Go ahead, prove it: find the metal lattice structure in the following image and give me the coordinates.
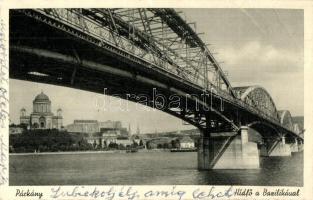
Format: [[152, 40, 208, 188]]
[[28, 8, 233, 93], [278, 110, 295, 132], [234, 86, 280, 121], [9, 8, 303, 139]]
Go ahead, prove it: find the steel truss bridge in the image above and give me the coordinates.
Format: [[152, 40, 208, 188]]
[[9, 9, 304, 166]]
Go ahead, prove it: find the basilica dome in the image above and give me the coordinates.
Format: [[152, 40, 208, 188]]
[[33, 91, 51, 114], [34, 92, 50, 102]]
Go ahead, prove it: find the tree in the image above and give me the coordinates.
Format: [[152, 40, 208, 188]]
[[171, 139, 180, 148], [132, 141, 139, 147], [9, 129, 87, 153], [164, 143, 172, 149], [108, 142, 118, 149]]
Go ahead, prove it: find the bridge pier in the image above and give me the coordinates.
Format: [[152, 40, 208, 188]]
[[259, 145, 269, 157], [198, 126, 260, 170], [298, 140, 304, 152], [290, 138, 299, 153], [197, 136, 211, 170], [269, 137, 291, 156]]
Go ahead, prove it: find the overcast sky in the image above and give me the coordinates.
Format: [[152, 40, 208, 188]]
[[9, 8, 304, 133]]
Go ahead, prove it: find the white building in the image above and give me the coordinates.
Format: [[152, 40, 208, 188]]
[[179, 137, 195, 149], [115, 138, 133, 147]]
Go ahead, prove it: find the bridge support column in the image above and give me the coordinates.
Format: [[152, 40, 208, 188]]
[[198, 126, 260, 170], [290, 138, 299, 153], [259, 144, 269, 156], [197, 136, 211, 170], [269, 136, 291, 156], [214, 126, 259, 169], [298, 140, 304, 152]]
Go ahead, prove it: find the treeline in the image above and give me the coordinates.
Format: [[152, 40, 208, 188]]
[[145, 138, 199, 149], [146, 139, 180, 149], [9, 129, 93, 153]]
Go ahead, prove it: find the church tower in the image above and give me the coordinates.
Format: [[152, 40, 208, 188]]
[[136, 124, 140, 135], [20, 108, 30, 126], [57, 108, 62, 117], [128, 123, 131, 136], [52, 108, 63, 129], [20, 108, 26, 117]]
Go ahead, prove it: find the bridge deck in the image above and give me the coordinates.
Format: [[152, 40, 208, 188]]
[[9, 8, 303, 140]]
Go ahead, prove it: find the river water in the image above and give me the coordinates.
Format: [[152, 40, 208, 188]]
[[9, 151, 303, 186]]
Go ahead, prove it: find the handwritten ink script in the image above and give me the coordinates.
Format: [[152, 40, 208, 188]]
[[49, 186, 302, 200], [0, 18, 8, 129], [50, 186, 235, 200], [51, 186, 140, 200], [0, 136, 7, 184], [0, 18, 8, 185]]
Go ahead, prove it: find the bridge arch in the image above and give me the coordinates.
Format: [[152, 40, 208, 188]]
[[246, 121, 281, 138], [234, 121, 281, 145], [278, 110, 294, 131], [234, 86, 279, 121], [293, 123, 300, 134]]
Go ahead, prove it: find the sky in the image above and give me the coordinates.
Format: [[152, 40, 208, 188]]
[[9, 9, 304, 133]]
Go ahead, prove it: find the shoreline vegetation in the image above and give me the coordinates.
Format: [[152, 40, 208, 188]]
[[10, 129, 199, 154]]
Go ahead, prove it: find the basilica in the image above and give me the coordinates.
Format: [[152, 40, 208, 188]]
[[20, 92, 63, 130]]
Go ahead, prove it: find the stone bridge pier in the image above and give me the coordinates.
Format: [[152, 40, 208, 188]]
[[290, 138, 299, 153], [260, 136, 302, 157], [298, 140, 304, 152], [198, 126, 260, 170], [266, 136, 291, 156]]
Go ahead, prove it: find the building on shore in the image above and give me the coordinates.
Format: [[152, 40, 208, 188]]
[[115, 138, 133, 147], [66, 120, 98, 134], [179, 137, 195, 149], [85, 133, 135, 149], [143, 136, 196, 150], [66, 120, 128, 136], [146, 137, 173, 149], [66, 120, 130, 148], [19, 91, 63, 130], [99, 121, 122, 131]]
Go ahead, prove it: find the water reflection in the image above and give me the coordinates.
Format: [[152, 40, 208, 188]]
[[9, 151, 303, 186]]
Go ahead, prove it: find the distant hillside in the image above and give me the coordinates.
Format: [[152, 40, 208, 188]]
[[292, 116, 304, 130], [140, 128, 200, 139]]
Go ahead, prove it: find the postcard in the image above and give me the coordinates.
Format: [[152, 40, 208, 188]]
[[0, 0, 312, 199]]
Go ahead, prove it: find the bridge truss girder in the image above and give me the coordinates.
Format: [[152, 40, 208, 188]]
[[35, 8, 234, 95], [9, 8, 303, 141]]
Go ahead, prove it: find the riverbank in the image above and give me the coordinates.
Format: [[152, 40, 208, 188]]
[[10, 150, 127, 156], [9, 148, 172, 156]]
